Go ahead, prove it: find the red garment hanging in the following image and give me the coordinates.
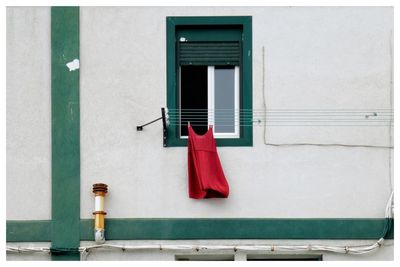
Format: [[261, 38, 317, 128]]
[[188, 125, 229, 199]]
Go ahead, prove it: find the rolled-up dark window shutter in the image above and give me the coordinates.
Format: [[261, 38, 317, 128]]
[[178, 41, 240, 66]]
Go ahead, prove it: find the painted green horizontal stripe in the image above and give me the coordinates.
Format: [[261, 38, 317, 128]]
[[180, 52, 241, 55], [182, 44, 239, 46], [7, 220, 52, 242], [170, 16, 252, 25], [180, 57, 240, 60], [181, 48, 240, 51], [180, 48, 240, 51], [181, 45, 239, 47], [80, 218, 394, 241], [6, 219, 394, 242]]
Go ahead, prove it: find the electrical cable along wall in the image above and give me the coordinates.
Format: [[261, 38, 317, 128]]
[[6, 6, 394, 261]]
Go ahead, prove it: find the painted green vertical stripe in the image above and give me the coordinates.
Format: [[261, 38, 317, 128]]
[[241, 16, 252, 146], [51, 6, 80, 261]]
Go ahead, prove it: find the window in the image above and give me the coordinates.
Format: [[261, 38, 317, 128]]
[[166, 17, 252, 146], [180, 65, 239, 138]]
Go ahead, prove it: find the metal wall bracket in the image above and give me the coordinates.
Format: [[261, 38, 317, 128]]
[[136, 107, 168, 147], [161, 108, 167, 147]]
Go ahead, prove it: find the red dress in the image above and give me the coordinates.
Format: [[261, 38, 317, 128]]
[[188, 125, 229, 199]]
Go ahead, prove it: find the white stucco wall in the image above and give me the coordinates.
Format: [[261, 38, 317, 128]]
[[80, 7, 393, 219], [6, 6, 392, 220], [7, 7, 51, 220], [6, 6, 393, 261]]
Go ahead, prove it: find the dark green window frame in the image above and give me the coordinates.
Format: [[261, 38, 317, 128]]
[[166, 16, 253, 147]]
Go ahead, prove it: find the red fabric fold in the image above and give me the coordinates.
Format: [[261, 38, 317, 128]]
[[188, 125, 229, 199]]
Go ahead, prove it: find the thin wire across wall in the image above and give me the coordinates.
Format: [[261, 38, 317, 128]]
[[259, 46, 393, 148], [167, 109, 393, 126]]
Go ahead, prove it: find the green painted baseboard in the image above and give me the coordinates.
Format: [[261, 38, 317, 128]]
[[7, 218, 394, 243], [7, 220, 52, 242], [80, 218, 394, 240]]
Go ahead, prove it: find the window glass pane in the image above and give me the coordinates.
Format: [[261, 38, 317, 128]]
[[180, 65, 208, 136], [214, 66, 235, 133]]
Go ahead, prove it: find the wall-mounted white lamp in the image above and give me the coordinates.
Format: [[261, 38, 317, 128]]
[[92, 183, 108, 244]]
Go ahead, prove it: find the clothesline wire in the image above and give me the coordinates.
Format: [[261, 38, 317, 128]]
[[168, 124, 392, 127], [168, 113, 392, 117], [168, 114, 392, 117], [167, 111, 392, 114], [168, 111, 393, 114], [168, 117, 392, 121], [167, 112, 393, 114], [167, 108, 392, 112], [168, 118, 393, 123], [169, 118, 392, 125], [170, 122, 393, 124]]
